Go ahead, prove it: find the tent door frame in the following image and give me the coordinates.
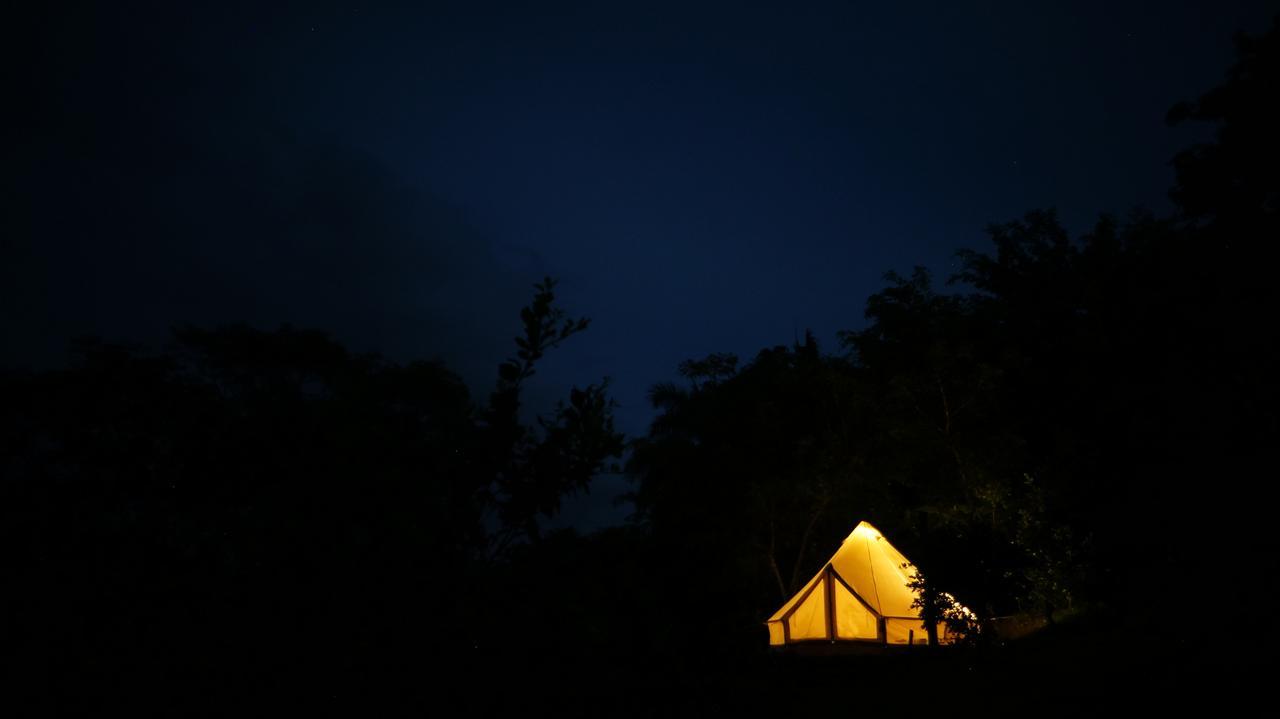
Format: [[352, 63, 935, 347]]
[[823, 569, 836, 641], [829, 567, 888, 644]]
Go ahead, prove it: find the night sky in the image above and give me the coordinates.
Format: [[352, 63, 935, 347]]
[[10, 1, 1277, 528]]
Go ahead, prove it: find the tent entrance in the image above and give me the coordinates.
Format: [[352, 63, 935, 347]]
[[776, 565, 883, 644]]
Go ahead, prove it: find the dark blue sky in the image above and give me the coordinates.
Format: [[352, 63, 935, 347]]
[[10, 1, 1278, 528]]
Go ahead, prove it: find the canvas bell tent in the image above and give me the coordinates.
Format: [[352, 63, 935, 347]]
[[766, 521, 960, 647]]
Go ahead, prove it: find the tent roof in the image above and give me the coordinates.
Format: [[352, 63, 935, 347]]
[[767, 521, 922, 623]]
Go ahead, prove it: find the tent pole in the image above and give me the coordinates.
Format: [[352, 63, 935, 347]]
[[824, 568, 835, 642]]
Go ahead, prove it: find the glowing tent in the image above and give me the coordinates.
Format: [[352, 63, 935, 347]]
[[766, 521, 957, 647]]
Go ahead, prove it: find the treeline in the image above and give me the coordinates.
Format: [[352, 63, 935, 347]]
[[631, 19, 1279, 652], [1, 281, 625, 700]]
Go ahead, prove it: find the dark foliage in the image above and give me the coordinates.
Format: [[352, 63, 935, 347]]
[[628, 16, 1280, 662], [1, 281, 623, 704]]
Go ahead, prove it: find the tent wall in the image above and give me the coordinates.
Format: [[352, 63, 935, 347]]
[[767, 622, 785, 646], [884, 618, 953, 645], [784, 575, 828, 641]]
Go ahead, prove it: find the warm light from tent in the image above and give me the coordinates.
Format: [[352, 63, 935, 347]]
[[772, 519, 975, 648], [845, 521, 880, 542]]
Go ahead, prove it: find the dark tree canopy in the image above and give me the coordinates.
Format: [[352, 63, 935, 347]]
[[629, 18, 1280, 645], [1, 280, 623, 697]]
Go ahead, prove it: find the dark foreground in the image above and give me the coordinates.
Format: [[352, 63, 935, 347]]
[[13, 612, 1265, 714]]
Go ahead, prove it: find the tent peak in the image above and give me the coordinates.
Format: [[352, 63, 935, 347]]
[[843, 520, 882, 542]]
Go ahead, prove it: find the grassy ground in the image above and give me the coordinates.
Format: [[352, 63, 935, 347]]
[[17, 610, 1265, 714], [428, 613, 1265, 716]]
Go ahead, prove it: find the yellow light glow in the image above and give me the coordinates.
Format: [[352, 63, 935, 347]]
[[768, 519, 972, 647], [845, 521, 880, 542]]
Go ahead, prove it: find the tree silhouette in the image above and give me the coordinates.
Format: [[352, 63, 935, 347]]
[[1, 277, 623, 697]]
